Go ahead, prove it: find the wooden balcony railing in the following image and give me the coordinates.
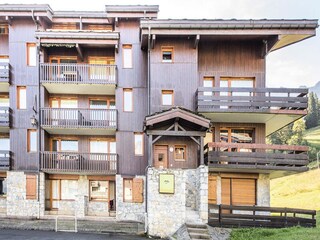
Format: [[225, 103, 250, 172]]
[[41, 151, 117, 174], [197, 87, 308, 113], [40, 108, 117, 129], [0, 107, 10, 127], [205, 142, 309, 172], [0, 62, 9, 82], [0, 150, 11, 171], [40, 63, 117, 84], [208, 204, 316, 228]]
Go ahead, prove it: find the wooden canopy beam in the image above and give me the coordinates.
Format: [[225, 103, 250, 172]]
[[152, 124, 175, 144], [147, 130, 206, 137]]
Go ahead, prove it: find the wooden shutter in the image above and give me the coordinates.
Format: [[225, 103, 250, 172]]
[[221, 178, 231, 205], [26, 175, 37, 200], [232, 178, 256, 206], [132, 178, 144, 203], [208, 175, 217, 204]]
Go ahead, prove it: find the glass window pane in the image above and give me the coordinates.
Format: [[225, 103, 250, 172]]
[[61, 180, 78, 200], [162, 92, 173, 106], [90, 181, 108, 201], [61, 140, 78, 151], [110, 142, 116, 154], [0, 97, 9, 107], [123, 46, 132, 68], [124, 90, 133, 112], [27, 44, 37, 66], [29, 130, 37, 152], [90, 100, 107, 109], [18, 87, 27, 109], [135, 134, 143, 155], [124, 179, 133, 202], [90, 141, 108, 153], [60, 99, 77, 108], [0, 138, 9, 151]]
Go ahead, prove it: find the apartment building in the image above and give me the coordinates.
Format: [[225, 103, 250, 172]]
[[0, 4, 318, 238]]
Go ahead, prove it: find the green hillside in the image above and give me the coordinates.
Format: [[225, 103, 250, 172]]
[[303, 125, 320, 149]]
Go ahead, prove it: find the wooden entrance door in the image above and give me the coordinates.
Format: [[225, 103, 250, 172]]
[[154, 145, 168, 168]]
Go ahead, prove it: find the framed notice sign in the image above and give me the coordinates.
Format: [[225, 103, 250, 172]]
[[159, 174, 175, 194]]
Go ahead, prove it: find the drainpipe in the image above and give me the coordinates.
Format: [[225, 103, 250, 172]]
[[145, 24, 151, 234], [31, 10, 39, 30], [37, 37, 42, 219]]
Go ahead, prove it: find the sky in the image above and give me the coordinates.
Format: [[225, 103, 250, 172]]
[[1, 0, 319, 88]]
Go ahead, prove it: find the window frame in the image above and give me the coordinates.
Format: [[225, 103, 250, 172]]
[[123, 88, 133, 112], [26, 174, 37, 200], [122, 44, 133, 69], [0, 25, 9, 34], [161, 46, 174, 63], [50, 137, 79, 152], [27, 129, 37, 153], [161, 90, 174, 106], [123, 178, 133, 202], [174, 145, 187, 161], [17, 86, 27, 110], [134, 133, 144, 156], [0, 177, 7, 196], [26, 43, 37, 67]]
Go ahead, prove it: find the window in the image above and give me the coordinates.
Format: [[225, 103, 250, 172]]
[[162, 47, 173, 62], [27, 130, 37, 152], [220, 128, 254, 152], [134, 133, 144, 156], [0, 178, 7, 195], [26, 175, 37, 200], [84, 24, 113, 31], [162, 90, 174, 106], [17, 86, 27, 109], [123, 88, 133, 112], [90, 181, 108, 201], [0, 25, 8, 34], [52, 23, 78, 30], [174, 145, 186, 161], [122, 44, 132, 68], [0, 137, 9, 151], [123, 178, 144, 203], [60, 180, 78, 200], [27, 43, 37, 66], [203, 77, 214, 97], [52, 139, 78, 152]]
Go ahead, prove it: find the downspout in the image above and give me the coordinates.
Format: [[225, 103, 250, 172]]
[[31, 10, 39, 30], [37, 37, 42, 219], [145, 24, 151, 234]]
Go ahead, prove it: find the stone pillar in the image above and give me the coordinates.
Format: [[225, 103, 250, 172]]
[[75, 195, 88, 218], [257, 174, 270, 207], [197, 165, 208, 222]]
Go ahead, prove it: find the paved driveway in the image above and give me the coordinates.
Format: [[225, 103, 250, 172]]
[[0, 229, 150, 240]]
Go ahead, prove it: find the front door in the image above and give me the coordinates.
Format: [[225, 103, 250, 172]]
[[154, 145, 168, 169]]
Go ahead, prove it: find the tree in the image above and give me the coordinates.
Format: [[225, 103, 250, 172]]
[[267, 123, 293, 145], [305, 92, 319, 129], [287, 119, 307, 146]]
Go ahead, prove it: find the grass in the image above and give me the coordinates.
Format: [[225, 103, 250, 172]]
[[303, 125, 320, 148], [230, 169, 320, 240]]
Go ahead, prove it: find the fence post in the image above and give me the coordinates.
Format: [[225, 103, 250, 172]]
[[219, 205, 222, 228], [285, 208, 288, 227]]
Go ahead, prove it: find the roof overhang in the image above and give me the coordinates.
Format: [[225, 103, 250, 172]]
[[0, 4, 53, 23], [35, 30, 119, 46], [52, 11, 110, 24], [145, 107, 210, 131], [140, 19, 318, 51], [105, 5, 158, 19]]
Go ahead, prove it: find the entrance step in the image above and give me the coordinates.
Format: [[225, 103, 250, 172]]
[[186, 208, 202, 224], [186, 223, 211, 240]]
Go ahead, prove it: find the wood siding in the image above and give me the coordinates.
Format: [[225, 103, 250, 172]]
[[0, 35, 9, 55], [198, 40, 265, 88]]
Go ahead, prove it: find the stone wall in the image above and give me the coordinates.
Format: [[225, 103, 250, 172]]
[[185, 170, 197, 209], [6, 171, 45, 218], [196, 166, 208, 222], [257, 174, 270, 207], [0, 197, 6, 214], [56, 200, 76, 215], [87, 201, 108, 216], [147, 168, 186, 238], [116, 175, 146, 223]]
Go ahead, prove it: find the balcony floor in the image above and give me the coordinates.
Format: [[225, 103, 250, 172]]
[[42, 83, 116, 95], [201, 111, 305, 135], [42, 127, 116, 136]]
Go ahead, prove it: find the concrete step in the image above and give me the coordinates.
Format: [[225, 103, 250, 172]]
[[187, 227, 208, 234], [189, 232, 210, 239]]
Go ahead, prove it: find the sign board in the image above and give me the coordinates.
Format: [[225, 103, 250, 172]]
[[159, 173, 175, 194]]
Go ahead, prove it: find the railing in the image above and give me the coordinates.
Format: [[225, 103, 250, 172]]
[[208, 204, 316, 228], [40, 108, 117, 129], [41, 151, 117, 174], [40, 63, 117, 84], [205, 142, 309, 172], [197, 87, 308, 112], [0, 62, 9, 82], [0, 107, 10, 127], [0, 150, 11, 170]]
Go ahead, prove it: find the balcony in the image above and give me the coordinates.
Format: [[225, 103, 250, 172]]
[[40, 108, 117, 135], [0, 107, 10, 133], [205, 142, 309, 178], [0, 151, 11, 171], [197, 87, 308, 135], [0, 63, 9, 92], [41, 151, 117, 174], [40, 63, 117, 95]]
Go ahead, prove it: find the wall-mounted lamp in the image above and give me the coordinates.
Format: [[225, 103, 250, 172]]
[[30, 115, 38, 126]]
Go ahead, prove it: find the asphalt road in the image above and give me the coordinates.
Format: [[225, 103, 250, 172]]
[[0, 229, 151, 240]]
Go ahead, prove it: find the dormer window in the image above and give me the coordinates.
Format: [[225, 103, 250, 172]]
[[162, 47, 173, 63], [0, 25, 8, 34]]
